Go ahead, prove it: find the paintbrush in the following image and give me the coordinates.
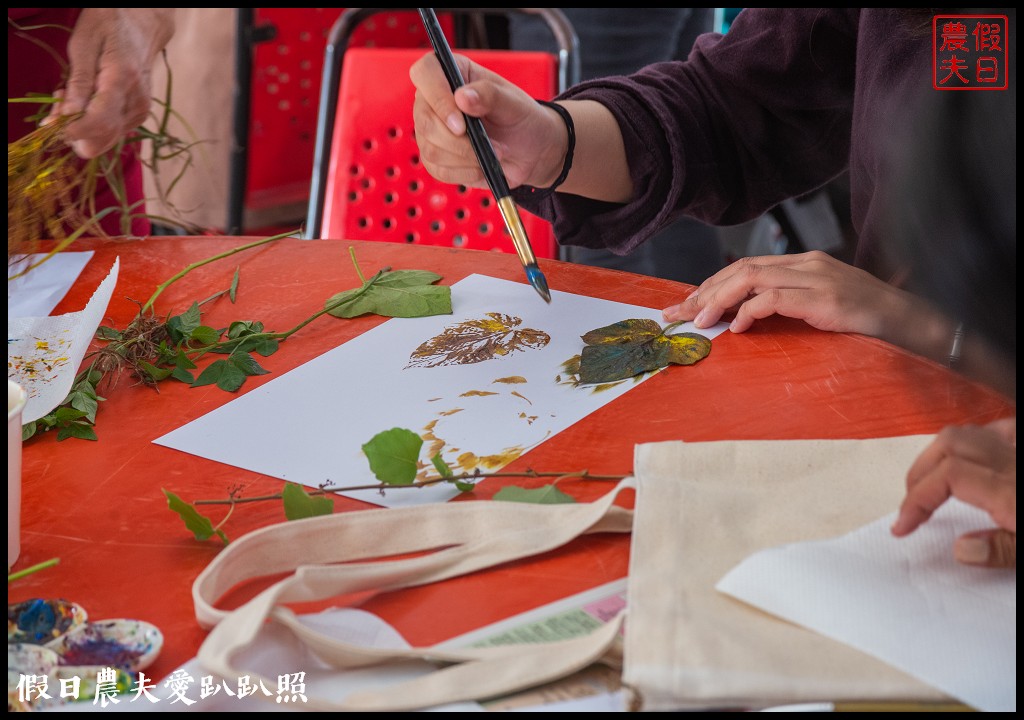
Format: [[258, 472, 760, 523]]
[[418, 8, 552, 304]]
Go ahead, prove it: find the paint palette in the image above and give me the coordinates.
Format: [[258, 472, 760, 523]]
[[7, 601, 163, 711], [7, 641, 136, 712], [8, 597, 88, 644], [45, 619, 163, 673]]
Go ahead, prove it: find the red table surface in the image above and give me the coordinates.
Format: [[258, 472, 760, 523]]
[[9, 236, 1013, 680]]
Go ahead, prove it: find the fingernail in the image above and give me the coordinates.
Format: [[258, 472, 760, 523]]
[[694, 308, 708, 327], [461, 87, 479, 104], [729, 319, 740, 332], [954, 536, 990, 565], [445, 113, 463, 134]]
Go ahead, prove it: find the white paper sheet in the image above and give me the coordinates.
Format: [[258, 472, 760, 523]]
[[8, 251, 95, 319], [7, 259, 120, 424], [716, 500, 1016, 712], [155, 274, 726, 507]]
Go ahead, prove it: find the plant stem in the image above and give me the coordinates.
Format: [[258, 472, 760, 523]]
[[185, 271, 386, 360], [348, 245, 365, 283], [141, 231, 296, 314], [212, 501, 235, 532], [8, 557, 60, 583], [192, 471, 627, 505]]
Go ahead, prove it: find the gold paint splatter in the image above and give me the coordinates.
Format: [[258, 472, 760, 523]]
[[510, 390, 532, 405], [421, 421, 447, 461], [440, 408, 464, 416], [460, 390, 498, 397], [493, 376, 527, 384]]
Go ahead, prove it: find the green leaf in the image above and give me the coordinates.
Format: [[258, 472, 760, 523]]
[[192, 358, 249, 391], [175, 348, 197, 369], [166, 302, 203, 342], [239, 337, 279, 357], [229, 266, 240, 303], [53, 406, 88, 423], [171, 366, 195, 383], [95, 326, 123, 341], [192, 360, 227, 388], [492, 485, 576, 504], [189, 325, 221, 345], [326, 269, 452, 319], [228, 352, 269, 377], [69, 390, 99, 422], [22, 422, 38, 442], [227, 320, 264, 339], [281, 483, 334, 520], [57, 422, 97, 442], [362, 428, 423, 485], [578, 319, 712, 384], [431, 453, 454, 478], [454, 480, 476, 493], [171, 349, 197, 383], [163, 489, 229, 544], [137, 360, 174, 383]]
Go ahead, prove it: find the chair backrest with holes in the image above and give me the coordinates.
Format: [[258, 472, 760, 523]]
[[319, 47, 558, 256], [229, 9, 454, 234], [305, 9, 578, 260]]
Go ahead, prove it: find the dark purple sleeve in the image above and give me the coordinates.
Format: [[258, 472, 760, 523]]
[[514, 8, 861, 256]]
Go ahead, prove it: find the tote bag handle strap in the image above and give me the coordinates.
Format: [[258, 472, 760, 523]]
[[194, 478, 636, 710]]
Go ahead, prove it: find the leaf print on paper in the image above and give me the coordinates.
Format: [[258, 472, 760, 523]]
[[405, 313, 550, 368]]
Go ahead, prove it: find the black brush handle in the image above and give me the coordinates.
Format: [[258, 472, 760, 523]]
[[418, 8, 512, 199]]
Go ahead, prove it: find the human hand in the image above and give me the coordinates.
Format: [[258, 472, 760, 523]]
[[662, 250, 935, 339], [891, 418, 1016, 568], [410, 53, 568, 191], [46, 8, 175, 159]]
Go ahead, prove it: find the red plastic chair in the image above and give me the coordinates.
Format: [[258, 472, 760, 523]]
[[305, 9, 579, 260], [227, 9, 455, 234]]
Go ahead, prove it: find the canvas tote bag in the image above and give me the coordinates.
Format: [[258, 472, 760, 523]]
[[192, 435, 950, 711]]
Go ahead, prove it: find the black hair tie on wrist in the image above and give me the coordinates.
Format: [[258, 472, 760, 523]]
[[520, 99, 575, 199]]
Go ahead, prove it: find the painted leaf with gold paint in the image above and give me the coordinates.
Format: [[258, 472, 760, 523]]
[[578, 319, 711, 384], [406, 313, 550, 368]]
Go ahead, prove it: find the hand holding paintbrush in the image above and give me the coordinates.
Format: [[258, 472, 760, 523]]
[[417, 8, 552, 304]]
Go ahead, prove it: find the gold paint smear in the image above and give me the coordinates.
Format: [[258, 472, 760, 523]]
[[440, 408, 464, 416], [493, 376, 527, 384], [455, 446, 524, 472], [460, 390, 498, 397], [510, 390, 532, 405]]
